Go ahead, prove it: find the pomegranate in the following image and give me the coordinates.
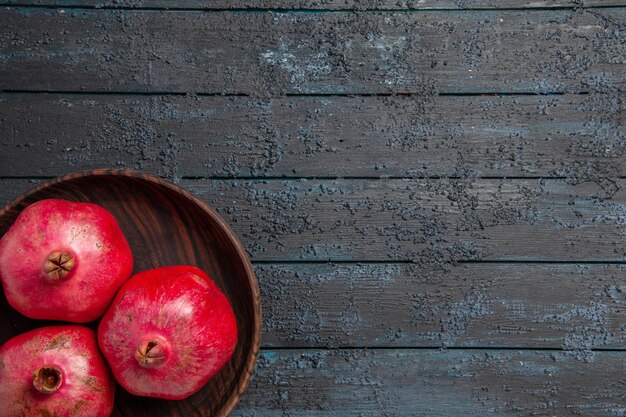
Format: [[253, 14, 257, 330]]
[[0, 198, 133, 322], [98, 265, 238, 400], [0, 325, 115, 417]]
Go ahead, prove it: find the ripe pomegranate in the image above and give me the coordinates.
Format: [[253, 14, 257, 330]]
[[98, 265, 238, 400], [0, 198, 133, 322], [0, 325, 115, 417]]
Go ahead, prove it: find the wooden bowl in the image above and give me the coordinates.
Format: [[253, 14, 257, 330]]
[[0, 169, 261, 417]]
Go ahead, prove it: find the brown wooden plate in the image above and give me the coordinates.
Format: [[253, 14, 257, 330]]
[[0, 169, 261, 417]]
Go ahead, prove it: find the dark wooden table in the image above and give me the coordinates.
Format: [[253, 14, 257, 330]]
[[1, 1, 625, 415]]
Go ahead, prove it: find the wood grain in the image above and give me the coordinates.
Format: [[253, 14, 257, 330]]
[[192, 179, 626, 262], [2, 0, 625, 9], [255, 263, 626, 349], [0, 170, 261, 417], [1, 179, 624, 262], [1, 93, 624, 178], [1, 9, 624, 94], [234, 349, 626, 417]]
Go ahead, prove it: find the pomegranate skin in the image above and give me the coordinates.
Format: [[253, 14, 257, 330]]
[[0, 325, 115, 417], [0, 199, 133, 322], [98, 265, 238, 400]]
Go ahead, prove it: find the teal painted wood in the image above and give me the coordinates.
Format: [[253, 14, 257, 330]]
[[233, 349, 626, 416], [0, 8, 624, 94], [1, 93, 623, 178], [1, 179, 624, 262], [2, 0, 625, 9]]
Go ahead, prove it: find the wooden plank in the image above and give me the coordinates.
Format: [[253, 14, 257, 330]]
[[1, 93, 624, 178], [1, 9, 624, 94], [3, 0, 626, 10], [190, 179, 626, 262], [1, 179, 624, 261], [255, 263, 626, 349], [234, 349, 626, 416]]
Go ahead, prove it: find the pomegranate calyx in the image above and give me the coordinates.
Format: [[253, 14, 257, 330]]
[[33, 366, 63, 394], [43, 251, 75, 281], [135, 339, 167, 368]]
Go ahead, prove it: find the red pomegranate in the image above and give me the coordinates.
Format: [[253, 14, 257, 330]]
[[0, 325, 115, 417], [0, 199, 133, 322], [98, 265, 238, 400]]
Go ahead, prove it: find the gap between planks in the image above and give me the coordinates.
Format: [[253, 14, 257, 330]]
[[3, 176, 626, 181], [0, 90, 584, 97], [258, 346, 626, 351], [1, 4, 625, 12], [250, 260, 626, 265]]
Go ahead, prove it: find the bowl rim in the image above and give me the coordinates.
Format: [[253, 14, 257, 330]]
[[0, 168, 262, 417]]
